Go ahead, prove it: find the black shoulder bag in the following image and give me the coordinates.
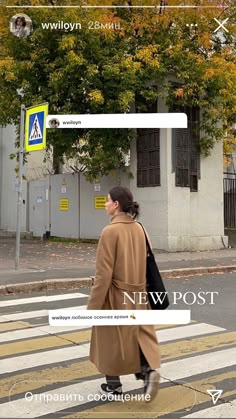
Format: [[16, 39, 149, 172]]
[[139, 223, 170, 310]]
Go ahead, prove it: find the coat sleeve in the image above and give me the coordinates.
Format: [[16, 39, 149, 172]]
[[87, 227, 116, 310]]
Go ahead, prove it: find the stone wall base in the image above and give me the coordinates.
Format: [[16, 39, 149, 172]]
[[153, 235, 229, 251]]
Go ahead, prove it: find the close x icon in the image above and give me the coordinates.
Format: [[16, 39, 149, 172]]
[[214, 17, 230, 33]]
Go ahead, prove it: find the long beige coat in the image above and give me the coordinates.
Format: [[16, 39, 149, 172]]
[[87, 212, 160, 376]]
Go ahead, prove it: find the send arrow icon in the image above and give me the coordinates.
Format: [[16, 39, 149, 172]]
[[207, 389, 223, 405]]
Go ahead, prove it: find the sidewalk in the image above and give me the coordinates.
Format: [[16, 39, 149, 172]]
[[0, 237, 236, 295]]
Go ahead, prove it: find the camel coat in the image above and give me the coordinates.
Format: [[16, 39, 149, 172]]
[[87, 212, 160, 376]]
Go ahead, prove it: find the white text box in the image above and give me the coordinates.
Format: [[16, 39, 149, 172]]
[[46, 113, 187, 129], [49, 309, 191, 326]]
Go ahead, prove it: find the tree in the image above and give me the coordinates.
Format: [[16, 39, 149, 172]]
[[0, 0, 236, 178]]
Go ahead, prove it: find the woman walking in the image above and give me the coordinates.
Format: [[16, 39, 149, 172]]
[[87, 186, 160, 402]]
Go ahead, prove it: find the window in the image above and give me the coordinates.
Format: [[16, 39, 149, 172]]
[[172, 106, 200, 192], [137, 128, 160, 187], [136, 97, 160, 187]]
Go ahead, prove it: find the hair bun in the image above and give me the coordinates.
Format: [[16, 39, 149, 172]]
[[130, 201, 140, 218]]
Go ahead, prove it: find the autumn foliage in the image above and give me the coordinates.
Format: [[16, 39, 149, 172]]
[[0, 0, 236, 177]]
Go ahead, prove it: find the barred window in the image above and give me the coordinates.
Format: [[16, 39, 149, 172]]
[[137, 128, 160, 187], [136, 97, 160, 187], [172, 106, 200, 192]]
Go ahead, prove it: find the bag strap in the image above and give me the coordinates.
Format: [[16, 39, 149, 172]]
[[138, 222, 153, 256]]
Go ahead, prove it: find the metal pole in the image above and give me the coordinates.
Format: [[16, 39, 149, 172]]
[[15, 104, 25, 270]]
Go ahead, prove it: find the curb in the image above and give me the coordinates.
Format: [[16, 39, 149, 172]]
[[161, 265, 236, 278], [0, 265, 236, 296], [0, 278, 91, 296]]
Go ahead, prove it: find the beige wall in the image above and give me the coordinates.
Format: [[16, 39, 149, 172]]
[[0, 125, 27, 232], [130, 113, 227, 251], [0, 123, 228, 250]]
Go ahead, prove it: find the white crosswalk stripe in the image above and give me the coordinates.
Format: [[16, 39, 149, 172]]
[[0, 291, 235, 419], [0, 324, 88, 343], [182, 399, 236, 418], [0, 305, 86, 322], [0, 322, 224, 344], [0, 292, 88, 308]]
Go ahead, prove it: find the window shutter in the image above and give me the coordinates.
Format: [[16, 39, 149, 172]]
[[137, 128, 160, 187], [172, 105, 200, 191], [174, 127, 190, 187]]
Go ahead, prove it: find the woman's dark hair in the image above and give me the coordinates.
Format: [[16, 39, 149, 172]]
[[15, 16, 26, 27], [109, 186, 140, 219]]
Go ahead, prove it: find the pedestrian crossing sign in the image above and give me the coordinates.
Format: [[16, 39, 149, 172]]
[[25, 103, 48, 152]]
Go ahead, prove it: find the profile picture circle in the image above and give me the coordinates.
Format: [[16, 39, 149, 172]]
[[48, 118, 60, 128], [9, 14, 33, 38]]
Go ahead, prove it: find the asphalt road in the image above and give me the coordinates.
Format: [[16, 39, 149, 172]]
[[1, 272, 234, 330], [0, 272, 235, 418]]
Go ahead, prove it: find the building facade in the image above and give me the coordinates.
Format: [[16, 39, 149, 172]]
[[0, 115, 228, 250]]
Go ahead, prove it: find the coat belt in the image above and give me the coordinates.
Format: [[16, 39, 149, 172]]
[[112, 278, 146, 292], [108, 278, 146, 361]]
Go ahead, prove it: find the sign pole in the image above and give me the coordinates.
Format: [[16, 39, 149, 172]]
[[15, 104, 25, 270], [15, 101, 48, 270]]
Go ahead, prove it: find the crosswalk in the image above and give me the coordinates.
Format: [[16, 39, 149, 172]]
[[0, 290, 235, 418]]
